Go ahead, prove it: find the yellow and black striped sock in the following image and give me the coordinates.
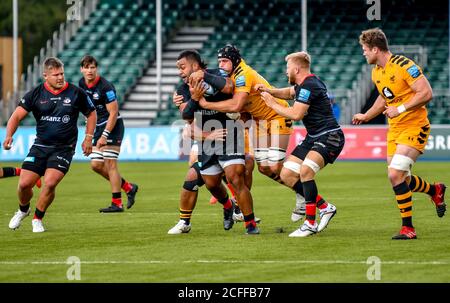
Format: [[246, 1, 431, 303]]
[[179, 208, 193, 224], [409, 175, 436, 196], [393, 181, 413, 228]]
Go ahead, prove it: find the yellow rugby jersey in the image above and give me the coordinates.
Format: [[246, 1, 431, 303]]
[[231, 60, 289, 121], [372, 54, 429, 128]]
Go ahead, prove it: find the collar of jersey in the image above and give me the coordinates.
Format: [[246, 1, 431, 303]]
[[44, 82, 69, 95], [232, 59, 247, 76], [85, 75, 101, 89], [298, 74, 315, 85], [376, 53, 394, 70]]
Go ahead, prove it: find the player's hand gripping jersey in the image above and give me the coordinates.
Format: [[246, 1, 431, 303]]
[[232, 60, 290, 121]]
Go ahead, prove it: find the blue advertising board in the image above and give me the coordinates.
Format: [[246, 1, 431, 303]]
[[0, 126, 181, 161]]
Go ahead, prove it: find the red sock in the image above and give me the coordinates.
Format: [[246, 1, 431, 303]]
[[245, 219, 256, 228], [112, 197, 123, 208], [222, 199, 232, 209], [122, 181, 133, 193], [306, 202, 316, 225], [15, 168, 21, 176], [316, 195, 328, 210]]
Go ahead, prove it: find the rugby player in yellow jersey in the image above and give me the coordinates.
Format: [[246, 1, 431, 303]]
[[193, 45, 292, 183], [353, 28, 446, 240]]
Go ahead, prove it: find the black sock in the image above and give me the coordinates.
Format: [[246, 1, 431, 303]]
[[409, 175, 436, 196], [302, 180, 318, 204], [218, 195, 229, 205], [19, 204, 30, 213], [180, 208, 193, 225], [2, 167, 16, 177], [393, 182, 413, 228], [34, 208, 46, 220], [244, 213, 256, 227], [293, 180, 304, 195]]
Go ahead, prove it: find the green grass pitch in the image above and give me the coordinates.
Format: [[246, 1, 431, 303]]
[[0, 161, 449, 282]]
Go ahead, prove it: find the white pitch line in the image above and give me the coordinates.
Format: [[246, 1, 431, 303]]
[[0, 260, 449, 265]]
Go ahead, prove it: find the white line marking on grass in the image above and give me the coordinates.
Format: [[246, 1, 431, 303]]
[[1, 260, 449, 265]]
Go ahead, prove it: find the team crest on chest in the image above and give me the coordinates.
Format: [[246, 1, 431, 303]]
[[382, 87, 395, 99], [63, 97, 72, 106]]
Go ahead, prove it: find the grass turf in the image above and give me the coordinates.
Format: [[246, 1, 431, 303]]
[[0, 161, 449, 282]]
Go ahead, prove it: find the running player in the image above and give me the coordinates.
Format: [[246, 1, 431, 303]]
[[79, 55, 138, 213], [4, 57, 96, 232], [353, 28, 446, 240], [259, 51, 344, 237]]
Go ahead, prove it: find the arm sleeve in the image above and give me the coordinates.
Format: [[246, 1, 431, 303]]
[[203, 71, 226, 91], [400, 59, 424, 86], [293, 82, 315, 105], [233, 69, 252, 94], [17, 90, 34, 112], [102, 82, 118, 104]]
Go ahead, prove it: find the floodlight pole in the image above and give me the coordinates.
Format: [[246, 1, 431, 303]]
[[302, 0, 307, 51], [156, 0, 162, 112], [13, 0, 19, 97]]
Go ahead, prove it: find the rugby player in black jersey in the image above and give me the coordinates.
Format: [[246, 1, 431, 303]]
[[258, 51, 344, 237], [168, 50, 258, 235], [79, 55, 138, 213], [4, 57, 97, 232]]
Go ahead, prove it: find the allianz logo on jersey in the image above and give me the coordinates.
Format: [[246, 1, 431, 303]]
[[40, 115, 71, 123]]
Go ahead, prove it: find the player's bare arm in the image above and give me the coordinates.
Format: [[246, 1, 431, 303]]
[[261, 91, 308, 121], [255, 84, 295, 100], [383, 77, 433, 119], [352, 95, 386, 124], [3, 107, 28, 150], [83, 110, 97, 156], [199, 91, 248, 113]]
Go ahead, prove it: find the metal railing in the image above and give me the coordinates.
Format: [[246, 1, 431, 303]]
[[1, 0, 99, 125]]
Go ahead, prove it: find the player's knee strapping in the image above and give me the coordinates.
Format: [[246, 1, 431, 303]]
[[183, 162, 205, 191], [283, 161, 301, 174], [303, 158, 321, 173], [89, 150, 104, 162], [183, 180, 199, 192], [267, 147, 286, 164], [389, 154, 414, 176], [103, 149, 119, 160], [254, 148, 269, 163]]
